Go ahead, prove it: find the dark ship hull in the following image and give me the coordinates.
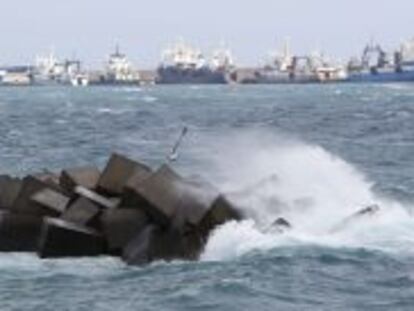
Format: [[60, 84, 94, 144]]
[[88, 74, 140, 86], [157, 66, 229, 84], [346, 68, 414, 83], [252, 69, 319, 84]]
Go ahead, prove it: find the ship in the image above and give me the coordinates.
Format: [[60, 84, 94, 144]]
[[34, 49, 86, 86], [252, 40, 347, 84], [0, 66, 33, 86], [88, 45, 140, 86], [346, 39, 414, 83], [156, 40, 233, 84]]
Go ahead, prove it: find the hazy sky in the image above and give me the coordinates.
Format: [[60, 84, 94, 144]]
[[0, 0, 412, 68]]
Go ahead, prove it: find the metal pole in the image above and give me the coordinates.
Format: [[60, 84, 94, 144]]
[[167, 126, 188, 162]]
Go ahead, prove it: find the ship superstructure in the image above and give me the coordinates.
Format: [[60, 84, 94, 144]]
[[106, 45, 140, 83], [210, 45, 235, 71], [400, 39, 414, 66]]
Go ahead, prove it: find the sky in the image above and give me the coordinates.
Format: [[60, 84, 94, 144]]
[[0, 0, 413, 68]]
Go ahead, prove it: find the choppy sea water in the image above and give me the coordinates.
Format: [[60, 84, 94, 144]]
[[1, 84, 414, 310]]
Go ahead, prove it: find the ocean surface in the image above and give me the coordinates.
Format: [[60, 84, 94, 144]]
[[1, 84, 414, 310]]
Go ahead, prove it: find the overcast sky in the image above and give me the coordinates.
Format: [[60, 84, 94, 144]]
[[0, 0, 412, 68]]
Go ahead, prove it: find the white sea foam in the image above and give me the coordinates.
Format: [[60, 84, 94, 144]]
[[97, 107, 133, 115], [0, 253, 123, 275], [197, 129, 414, 261], [383, 83, 411, 91], [113, 87, 142, 93], [142, 96, 158, 103], [97, 107, 113, 114]]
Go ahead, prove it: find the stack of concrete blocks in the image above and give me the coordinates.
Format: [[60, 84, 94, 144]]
[[0, 153, 242, 265]]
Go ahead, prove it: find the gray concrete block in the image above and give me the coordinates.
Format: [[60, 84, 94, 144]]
[[97, 153, 151, 196], [0, 176, 22, 210], [121, 169, 154, 207], [33, 171, 62, 190], [122, 165, 184, 227], [61, 197, 101, 227], [266, 217, 292, 234], [0, 211, 43, 252], [125, 226, 204, 265], [330, 204, 381, 233], [37, 218, 105, 258], [122, 225, 192, 265], [101, 208, 148, 254], [171, 177, 220, 229], [122, 225, 156, 265], [198, 195, 243, 238], [75, 186, 120, 209], [60, 166, 101, 193], [31, 188, 71, 215], [12, 176, 67, 217]]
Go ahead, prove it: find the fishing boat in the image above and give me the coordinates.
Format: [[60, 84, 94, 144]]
[[156, 40, 233, 84], [346, 39, 414, 83], [253, 40, 346, 84], [34, 49, 85, 85]]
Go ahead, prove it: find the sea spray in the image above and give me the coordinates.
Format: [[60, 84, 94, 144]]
[[190, 129, 414, 261]]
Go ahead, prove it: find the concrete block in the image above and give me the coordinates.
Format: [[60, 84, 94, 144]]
[[330, 204, 381, 233], [37, 218, 105, 258], [198, 195, 243, 238], [0, 176, 22, 210], [31, 188, 71, 215], [0, 211, 43, 252], [122, 165, 184, 227], [101, 208, 148, 254], [122, 225, 193, 265], [12, 176, 67, 217], [33, 171, 62, 190], [181, 230, 205, 260], [60, 166, 101, 194], [272, 217, 291, 229], [61, 197, 101, 227], [266, 217, 292, 234], [121, 170, 154, 207], [122, 225, 156, 265], [97, 153, 152, 196], [75, 186, 120, 209], [171, 177, 220, 229]]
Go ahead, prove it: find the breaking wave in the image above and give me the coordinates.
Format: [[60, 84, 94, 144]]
[[195, 129, 414, 261]]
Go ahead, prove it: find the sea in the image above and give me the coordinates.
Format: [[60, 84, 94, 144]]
[[1, 84, 414, 310]]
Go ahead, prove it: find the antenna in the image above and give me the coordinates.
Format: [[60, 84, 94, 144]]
[[167, 127, 188, 163]]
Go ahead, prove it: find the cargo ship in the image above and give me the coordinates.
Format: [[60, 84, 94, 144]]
[[156, 40, 234, 84], [346, 39, 414, 83], [89, 45, 140, 86], [251, 40, 347, 84]]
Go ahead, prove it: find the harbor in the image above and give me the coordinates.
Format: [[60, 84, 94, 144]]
[[2, 38, 414, 86]]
